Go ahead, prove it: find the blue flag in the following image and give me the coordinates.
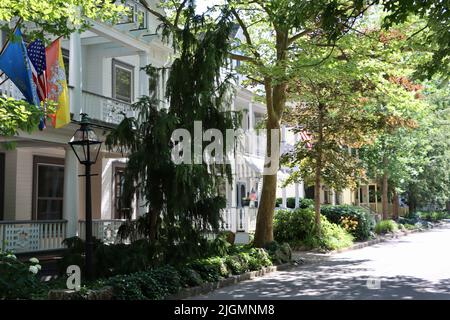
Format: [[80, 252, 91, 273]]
[[0, 28, 41, 107]]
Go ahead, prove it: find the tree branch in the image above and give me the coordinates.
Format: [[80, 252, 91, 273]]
[[288, 29, 313, 45], [230, 8, 261, 61], [229, 52, 256, 63]]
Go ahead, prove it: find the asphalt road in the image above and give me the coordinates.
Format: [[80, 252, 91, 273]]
[[191, 223, 450, 300]]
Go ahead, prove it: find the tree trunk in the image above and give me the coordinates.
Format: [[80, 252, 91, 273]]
[[392, 188, 399, 220], [254, 30, 288, 248], [408, 187, 417, 214], [254, 174, 278, 247], [254, 82, 283, 247], [148, 209, 159, 241], [446, 200, 450, 215], [314, 162, 322, 232], [314, 104, 324, 234], [382, 156, 389, 220]]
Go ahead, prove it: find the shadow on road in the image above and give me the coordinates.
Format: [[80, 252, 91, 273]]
[[195, 258, 450, 300]]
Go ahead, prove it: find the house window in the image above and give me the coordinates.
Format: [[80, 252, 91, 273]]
[[33, 156, 64, 220], [112, 59, 134, 103], [0, 153, 4, 220], [136, 7, 147, 29]]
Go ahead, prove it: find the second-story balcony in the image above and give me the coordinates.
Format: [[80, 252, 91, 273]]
[[0, 78, 135, 127], [78, 88, 135, 126]]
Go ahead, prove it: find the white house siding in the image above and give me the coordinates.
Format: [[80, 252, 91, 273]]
[[3, 150, 17, 220]]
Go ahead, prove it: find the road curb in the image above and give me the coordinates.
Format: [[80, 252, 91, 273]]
[[330, 221, 446, 254], [166, 263, 293, 300]]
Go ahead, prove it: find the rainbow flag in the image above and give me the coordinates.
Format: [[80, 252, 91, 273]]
[[46, 39, 69, 128]]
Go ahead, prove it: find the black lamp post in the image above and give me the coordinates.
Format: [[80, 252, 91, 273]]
[[68, 113, 102, 280]]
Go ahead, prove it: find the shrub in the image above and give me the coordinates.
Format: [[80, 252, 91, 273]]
[[147, 266, 182, 294], [187, 256, 228, 282], [264, 241, 292, 264], [178, 268, 203, 287], [319, 219, 354, 250], [299, 198, 314, 209], [0, 251, 44, 299], [224, 255, 245, 275], [374, 220, 398, 234], [419, 211, 447, 222], [59, 237, 156, 279], [248, 248, 272, 267], [274, 208, 354, 251], [274, 208, 316, 246], [106, 273, 148, 300], [321, 205, 376, 241], [275, 198, 314, 209], [105, 266, 182, 300], [207, 233, 232, 257]]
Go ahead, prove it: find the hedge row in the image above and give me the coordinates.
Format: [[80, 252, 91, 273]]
[[100, 247, 274, 300]]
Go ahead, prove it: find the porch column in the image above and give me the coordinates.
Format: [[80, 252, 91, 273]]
[[69, 32, 82, 121], [230, 179, 237, 233], [63, 147, 80, 238], [295, 183, 300, 208], [248, 102, 254, 154], [282, 187, 287, 208], [138, 51, 149, 98]]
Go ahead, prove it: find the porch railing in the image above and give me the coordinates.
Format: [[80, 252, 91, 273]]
[[0, 220, 67, 253], [79, 89, 135, 125], [78, 219, 127, 244], [220, 207, 258, 233], [0, 77, 24, 100]]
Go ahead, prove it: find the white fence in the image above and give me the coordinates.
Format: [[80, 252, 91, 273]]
[[221, 207, 258, 233], [0, 220, 67, 253], [78, 219, 126, 244]]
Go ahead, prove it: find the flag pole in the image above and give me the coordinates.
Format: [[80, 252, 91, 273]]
[[0, 18, 23, 85], [0, 18, 23, 56]]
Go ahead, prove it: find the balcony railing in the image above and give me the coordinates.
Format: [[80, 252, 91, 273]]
[[236, 131, 266, 157], [0, 78, 135, 126], [79, 90, 135, 125], [0, 220, 67, 253]]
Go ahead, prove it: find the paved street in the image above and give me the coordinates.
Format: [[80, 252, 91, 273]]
[[192, 223, 450, 300]]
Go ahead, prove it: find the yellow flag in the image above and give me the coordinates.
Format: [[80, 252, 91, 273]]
[[46, 39, 70, 128]]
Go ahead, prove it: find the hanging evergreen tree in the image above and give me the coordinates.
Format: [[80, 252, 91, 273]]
[[106, 6, 239, 264]]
